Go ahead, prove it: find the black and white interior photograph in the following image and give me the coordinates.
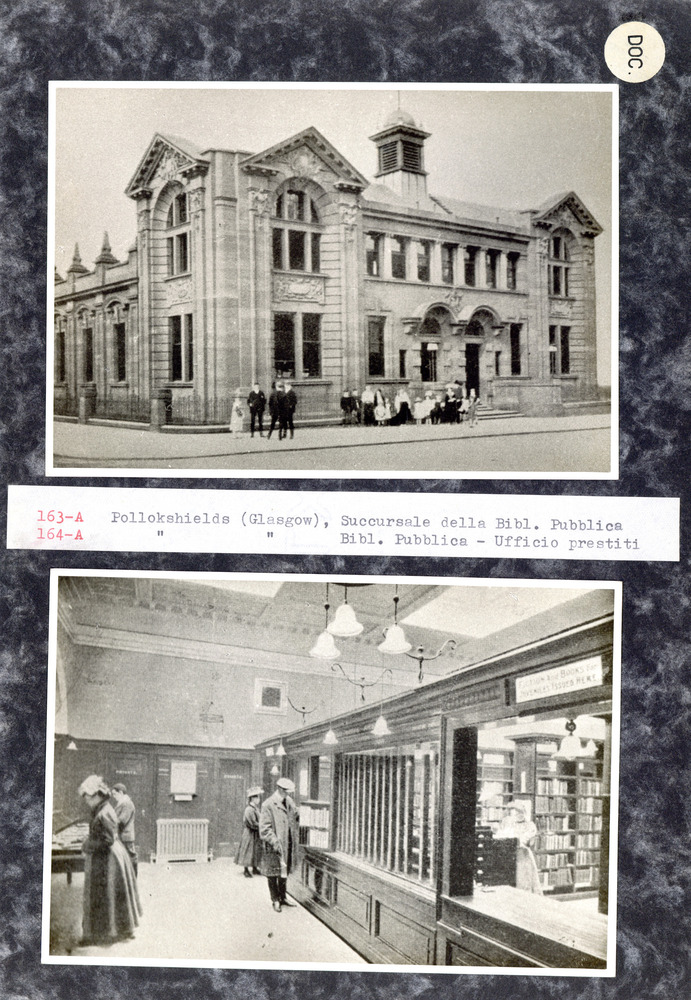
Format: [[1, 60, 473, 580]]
[[50, 84, 614, 477], [45, 572, 619, 971]]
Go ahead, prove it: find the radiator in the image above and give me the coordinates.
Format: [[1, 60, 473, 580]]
[[153, 818, 210, 863]]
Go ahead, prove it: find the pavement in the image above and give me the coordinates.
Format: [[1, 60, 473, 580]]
[[49, 858, 366, 964], [52, 414, 612, 474]]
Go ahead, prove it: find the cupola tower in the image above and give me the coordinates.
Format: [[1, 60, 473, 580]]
[[370, 108, 431, 203]]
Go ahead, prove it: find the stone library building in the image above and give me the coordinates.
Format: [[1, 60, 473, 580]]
[[54, 109, 604, 429]]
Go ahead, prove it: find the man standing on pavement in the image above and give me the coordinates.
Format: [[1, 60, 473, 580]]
[[247, 383, 266, 438], [111, 782, 138, 877], [259, 776, 299, 911], [283, 382, 297, 440]]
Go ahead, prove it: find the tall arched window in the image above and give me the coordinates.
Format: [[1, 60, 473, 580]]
[[166, 191, 190, 276], [549, 233, 572, 297], [272, 187, 322, 273]]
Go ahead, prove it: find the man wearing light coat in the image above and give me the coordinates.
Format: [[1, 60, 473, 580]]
[[259, 776, 300, 911]]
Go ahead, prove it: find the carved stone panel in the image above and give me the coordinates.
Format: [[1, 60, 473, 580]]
[[166, 278, 193, 307], [549, 299, 574, 319], [273, 274, 325, 304], [154, 150, 187, 185]]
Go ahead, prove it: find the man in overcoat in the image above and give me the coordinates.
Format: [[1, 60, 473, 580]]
[[259, 776, 300, 911], [247, 383, 266, 438]]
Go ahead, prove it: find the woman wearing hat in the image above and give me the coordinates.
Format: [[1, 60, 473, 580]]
[[77, 774, 142, 946], [235, 786, 264, 878], [493, 801, 543, 895], [259, 777, 300, 912]]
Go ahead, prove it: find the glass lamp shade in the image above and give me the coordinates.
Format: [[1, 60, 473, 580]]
[[582, 739, 598, 758], [309, 629, 341, 659], [323, 728, 339, 746], [327, 602, 364, 637], [372, 714, 391, 737], [276, 743, 286, 757], [378, 623, 412, 654], [554, 733, 582, 760]]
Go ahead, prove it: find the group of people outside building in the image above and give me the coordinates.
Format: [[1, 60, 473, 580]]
[[235, 777, 300, 912], [341, 383, 479, 428], [76, 775, 141, 946], [230, 382, 297, 440]]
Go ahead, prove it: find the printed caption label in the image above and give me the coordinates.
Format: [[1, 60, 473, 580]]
[[6, 486, 680, 561]]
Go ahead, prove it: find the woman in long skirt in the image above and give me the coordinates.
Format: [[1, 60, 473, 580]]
[[78, 775, 142, 945], [235, 787, 264, 877]]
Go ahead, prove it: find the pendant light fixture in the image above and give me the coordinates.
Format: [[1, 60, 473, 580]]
[[327, 584, 364, 637], [378, 584, 412, 654], [553, 719, 582, 760], [371, 668, 393, 737], [310, 583, 341, 659]]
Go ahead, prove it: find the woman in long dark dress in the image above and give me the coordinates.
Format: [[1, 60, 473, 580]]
[[78, 775, 142, 945], [235, 786, 264, 877]]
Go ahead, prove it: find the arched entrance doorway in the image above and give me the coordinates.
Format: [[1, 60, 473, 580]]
[[464, 309, 496, 399], [417, 305, 455, 386]]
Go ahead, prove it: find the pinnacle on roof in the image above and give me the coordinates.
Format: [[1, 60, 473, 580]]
[[66, 243, 89, 275], [95, 232, 119, 265]]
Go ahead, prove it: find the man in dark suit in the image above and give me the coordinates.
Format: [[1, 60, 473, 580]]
[[282, 382, 297, 440], [259, 777, 299, 911], [247, 383, 266, 438]]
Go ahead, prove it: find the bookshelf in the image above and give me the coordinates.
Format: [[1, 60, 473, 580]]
[[512, 735, 603, 895], [476, 749, 514, 825], [298, 800, 331, 849]]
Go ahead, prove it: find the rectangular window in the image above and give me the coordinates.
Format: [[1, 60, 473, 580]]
[[486, 249, 499, 289], [560, 326, 571, 374], [335, 745, 439, 886], [366, 233, 382, 277], [176, 193, 188, 225], [417, 241, 431, 282], [399, 349, 407, 378], [288, 230, 306, 271], [510, 323, 522, 375], [391, 236, 406, 279], [84, 327, 93, 382], [310, 233, 321, 273], [552, 236, 562, 259], [167, 237, 175, 276], [441, 243, 455, 285], [494, 350, 501, 376], [302, 313, 321, 377], [170, 316, 182, 382], [254, 678, 286, 714], [367, 317, 385, 377], [56, 329, 66, 382], [563, 268, 569, 297], [507, 252, 519, 290], [551, 265, 562, 296], [114, 323, 126, 382], [549, 325, 558, 374], [185, 314, 194, 381], [464, 247, 477, 286], [274, 313, 295, 377], [272, 228, 284, 269], [176, 232, 189, 273]]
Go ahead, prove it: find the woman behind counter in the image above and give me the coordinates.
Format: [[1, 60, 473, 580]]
[[235, 786, 264, 877], [78, 774, 142, 945]]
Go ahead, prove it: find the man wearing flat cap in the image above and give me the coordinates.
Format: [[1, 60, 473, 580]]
[[111, 782, 138, 877], [259, 777, 300, 912]]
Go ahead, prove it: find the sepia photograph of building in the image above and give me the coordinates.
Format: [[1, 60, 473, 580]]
[[45, 572, 618, 971], [50, 85, 614, 475]]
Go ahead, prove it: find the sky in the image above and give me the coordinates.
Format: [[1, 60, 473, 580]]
[[53, 84, 614, 383]]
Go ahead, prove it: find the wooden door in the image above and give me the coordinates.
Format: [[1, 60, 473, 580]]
[[215, 759, 250, 857], [107, 752, 153, 859]]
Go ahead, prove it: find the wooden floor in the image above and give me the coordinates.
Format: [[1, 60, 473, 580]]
[[48, 858, 366, 965]]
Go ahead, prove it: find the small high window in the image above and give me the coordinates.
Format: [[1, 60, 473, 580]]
[[366, 233, 382, 277], [167, 193, 188, 228], [549, 235, 571, 297], [417, 241, 431, 282], [441, 244, 455, 285], [464, 247, 478, 286], [507, 252, 520, 290], [391, 237, 407, 280], [485, 249, 500, 289]]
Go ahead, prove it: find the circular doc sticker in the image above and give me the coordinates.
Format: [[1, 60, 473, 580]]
[[605, 22, 665, 82]]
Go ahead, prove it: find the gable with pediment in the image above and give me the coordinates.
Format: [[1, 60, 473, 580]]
[[241, 127, 367, 193], [125, 135, 209, 197], [534, 192, 603, 238]]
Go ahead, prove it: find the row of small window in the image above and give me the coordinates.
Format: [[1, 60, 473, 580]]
[[366, 235, 520, 289], [55, 326, 127, 384]]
